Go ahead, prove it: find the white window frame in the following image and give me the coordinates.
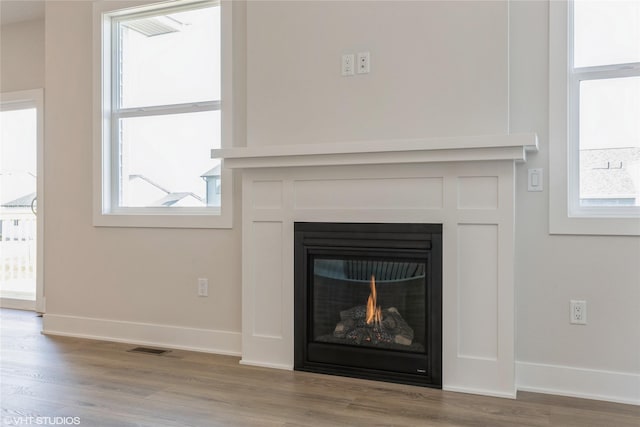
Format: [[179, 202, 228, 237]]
[[549, 0, 640, 236], [93, 0, 233, 228]]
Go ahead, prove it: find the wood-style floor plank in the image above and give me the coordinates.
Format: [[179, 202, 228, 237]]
[[1, 309, 638, 426]]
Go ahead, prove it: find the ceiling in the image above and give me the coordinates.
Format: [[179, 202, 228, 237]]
[[1, 1, 45, 27]]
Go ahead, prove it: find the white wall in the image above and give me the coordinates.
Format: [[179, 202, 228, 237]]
[[41, 1, 243, 351], [0, 18, 44, 92], [10, 0, 635, 404], [246, 0, 508, 146], [510, 1, 639, 403]]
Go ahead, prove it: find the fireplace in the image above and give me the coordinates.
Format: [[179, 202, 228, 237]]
[[294, 222, 442, 387], [215, 135, 534, 396]]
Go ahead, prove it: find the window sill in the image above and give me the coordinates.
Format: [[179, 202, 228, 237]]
[[93, 209, 232, 229]]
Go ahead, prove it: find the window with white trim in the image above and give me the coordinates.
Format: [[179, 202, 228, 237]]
[[95, 0, 232, 228], [549, 0, 640, 235], [569, 0, 640, 214]]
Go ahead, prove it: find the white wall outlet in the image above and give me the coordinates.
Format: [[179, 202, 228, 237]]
[[198, 278, 208, 297], [528, 168, 543, 192], [570, 300, 587, 324], [357, 51, 370, 74], [341, 54, 355, 76]]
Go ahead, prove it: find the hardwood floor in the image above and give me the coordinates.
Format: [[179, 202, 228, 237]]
[[1, 309, 638, 426]]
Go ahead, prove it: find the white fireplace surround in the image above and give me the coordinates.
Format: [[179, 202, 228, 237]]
[[213, 133, 538, 398]]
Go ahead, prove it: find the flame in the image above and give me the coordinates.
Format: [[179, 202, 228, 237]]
[[365, 275, 382, 326]]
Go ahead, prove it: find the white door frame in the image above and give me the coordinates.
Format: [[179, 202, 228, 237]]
[[1, 89, 45, 312]]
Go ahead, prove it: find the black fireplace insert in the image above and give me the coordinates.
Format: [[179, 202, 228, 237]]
[[294, 222, 442, 387]]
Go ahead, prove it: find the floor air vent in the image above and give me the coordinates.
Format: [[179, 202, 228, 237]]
[[127, 347, 170, 355]]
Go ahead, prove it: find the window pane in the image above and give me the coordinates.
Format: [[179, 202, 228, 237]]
[[1, 108, 37, 187], [574, 0, 640, 68], [119, 111, 221, 208], [579, 76, 640, 206], [118, 5, 220, 108]]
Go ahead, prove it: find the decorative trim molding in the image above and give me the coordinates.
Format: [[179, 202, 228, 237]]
[[43, 314, 241, 356], [516, 361, 640, 406], [212, 133, 538, 169]]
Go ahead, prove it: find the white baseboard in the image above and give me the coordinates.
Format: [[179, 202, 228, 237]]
[[1, 298, 36, 311], [42, 314, 241, 357], [37, 315, 640, 406], [517, 361, 640, 406], [443, 385, 516, 399], [239, 359, 293, 370]]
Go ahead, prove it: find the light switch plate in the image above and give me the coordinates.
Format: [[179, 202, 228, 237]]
[[528, 168, 543, 192]]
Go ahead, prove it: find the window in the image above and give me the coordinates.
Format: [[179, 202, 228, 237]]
[[94, 0, 233, 228], [549, 0, 640, 235], [570, 0, 640, 212]]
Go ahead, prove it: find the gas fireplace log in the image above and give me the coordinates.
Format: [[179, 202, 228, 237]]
[[340, 306, 367, 321], [384, 307, 414, 346], [333, 318, 355, 338], [333, 305, 414, 346]]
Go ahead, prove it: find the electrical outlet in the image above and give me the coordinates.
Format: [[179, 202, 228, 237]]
[[570, 300, 587, 324], [357, 51, 370, 74], [341, 54, 355, 76], [198, 278, 208, 297]]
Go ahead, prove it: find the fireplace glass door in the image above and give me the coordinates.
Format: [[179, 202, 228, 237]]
[[313, 258, 426, 351], [294, 223, 442, 388]]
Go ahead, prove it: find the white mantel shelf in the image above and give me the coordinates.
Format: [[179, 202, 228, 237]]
[[212, 133, 538, 169]]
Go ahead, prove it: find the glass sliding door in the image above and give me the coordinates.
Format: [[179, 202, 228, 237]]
[[1, 90, 43, 311]]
